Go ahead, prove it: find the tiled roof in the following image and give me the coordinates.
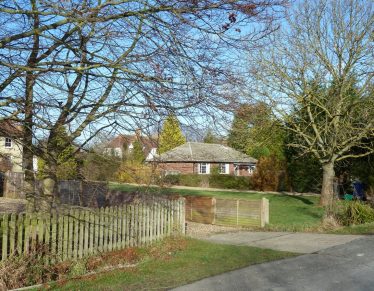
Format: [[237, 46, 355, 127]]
[[0, 120, 22, 138], [155, 142, 257, 164], [106, 134, 157, 154]]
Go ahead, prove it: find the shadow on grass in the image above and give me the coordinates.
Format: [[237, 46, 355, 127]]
[[280, 194, 316, 205]]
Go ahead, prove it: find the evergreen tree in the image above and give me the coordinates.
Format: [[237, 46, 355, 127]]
[[158, 114, 186, 154], [131, 140, 145, 164], [37, 126, 78, 180], [227, 106, 250, 153], [228, 103, 285, 159], [203, 129, 219, 144]]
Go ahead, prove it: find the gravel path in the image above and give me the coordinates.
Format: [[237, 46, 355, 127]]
[[186, 222, 241, 239]]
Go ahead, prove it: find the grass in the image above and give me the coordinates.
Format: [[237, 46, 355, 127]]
[[110, 183, 374, 234], [330, 222, 374, 235], [45, 237, 296, 291], [110, 183, 324, 232]]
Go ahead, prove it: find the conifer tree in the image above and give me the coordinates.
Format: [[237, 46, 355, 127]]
[[227, 103, 285, 159], [203, 129, 219, 144], [37, 126, 78, 180], [158, 115, 186, 154], [131, 140, 145, 164]]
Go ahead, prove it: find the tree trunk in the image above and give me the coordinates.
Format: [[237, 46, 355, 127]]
[[40, 162, 58, 212], [320, 162, 335, 206], [23, 71, 36, 211], [24, 4, 40, 211]]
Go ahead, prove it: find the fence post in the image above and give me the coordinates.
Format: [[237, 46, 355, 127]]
[[51, 211, 57, 263], [212, 198, 216, 225], [9, 213, 16, 256], [2, 214, 9, 260], [260, 198, 269, 227], [236, 200, 239, 226], [180, 198, 186, 234], [17, 213, 24, 256]]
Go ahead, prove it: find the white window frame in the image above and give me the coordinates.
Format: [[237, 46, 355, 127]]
[[4, 137, 12, 148], [219, 163, 229, 174], [198, 163, 210, 174], [248, 165, 256, 174]]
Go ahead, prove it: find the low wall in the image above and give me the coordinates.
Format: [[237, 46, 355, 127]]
[[2, 174, 109, 208]]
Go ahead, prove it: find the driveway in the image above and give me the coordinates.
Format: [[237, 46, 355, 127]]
[[204, 231, 364, 253], [174, 234, 373, 291]]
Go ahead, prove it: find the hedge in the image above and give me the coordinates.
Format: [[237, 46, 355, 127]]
[[162, 173, 252, 190]]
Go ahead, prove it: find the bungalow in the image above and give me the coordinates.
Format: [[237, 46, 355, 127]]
[[153, 142, 257, 176]]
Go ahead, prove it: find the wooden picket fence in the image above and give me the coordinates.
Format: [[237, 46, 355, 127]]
[[0, 198, 185, 262]]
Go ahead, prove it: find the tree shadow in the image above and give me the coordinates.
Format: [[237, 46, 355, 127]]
[[281, 194, 315, 205]]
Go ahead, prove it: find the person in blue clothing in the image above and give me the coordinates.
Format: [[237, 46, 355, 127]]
[[352, 178, 366, 201]]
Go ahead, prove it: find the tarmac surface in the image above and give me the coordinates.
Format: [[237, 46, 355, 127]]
[[204, 231, 364, 253], [173, 232, 372, 291]]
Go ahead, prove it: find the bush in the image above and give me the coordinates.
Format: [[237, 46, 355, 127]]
[[117, 162, 160, 184], [336, 201, 374, 226], [179, 174, 203, 187], [162, 174, 181, 185], [0, 245, 55, 289], [252, 155, 286, 191], [81, 152, 121, 181], [209, 175, 252, 190], [161, 173, 252, 190]]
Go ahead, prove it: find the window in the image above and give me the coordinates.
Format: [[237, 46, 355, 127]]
[[248, 165, 256, 174], [4, 138, 12, 148], [198, 163, 210, 174], [219, 163, 229, 174]]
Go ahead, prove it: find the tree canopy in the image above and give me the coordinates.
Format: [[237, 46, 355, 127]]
[[249, 0, 374, 205], [227, 103, 285, 159], [0, 0, 286, 201], [37, 126, 78, 181], [158, 115, 186, 154], [203, 129, 220, 144], [130, 140, 146, 164]]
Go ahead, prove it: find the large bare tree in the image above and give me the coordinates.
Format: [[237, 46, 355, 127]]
[[249, 0, 374, 205], [0, 0, 286, 206]]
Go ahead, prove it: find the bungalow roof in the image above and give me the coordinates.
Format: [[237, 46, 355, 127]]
[[155, 142, 257, 164]]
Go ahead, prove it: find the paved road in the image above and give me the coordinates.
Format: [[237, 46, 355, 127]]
[[174, 234, 374, 291], [204, 231, 364, 253]]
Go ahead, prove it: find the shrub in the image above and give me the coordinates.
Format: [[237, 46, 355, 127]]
[[117, 162, 160, 184], [81, 152, 121, 181], [179, 174, 203, 187], [69, 260, 87, 277], [336, 201, 374, 226], [0, 245, 55, 289], [209, 175, 252, 190], [252, 155, 284, 191], [162, 174, 181, 185], [162, 173, 253, 190]]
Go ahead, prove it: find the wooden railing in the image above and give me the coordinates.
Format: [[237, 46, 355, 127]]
[[0, 198, 185, 262]]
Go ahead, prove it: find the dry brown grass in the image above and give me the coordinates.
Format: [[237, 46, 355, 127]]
[[318, 214, 342, 232]]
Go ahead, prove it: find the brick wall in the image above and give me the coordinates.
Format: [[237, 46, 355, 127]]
[[158, 162, 196, 174], [158, 162, 253, 176]]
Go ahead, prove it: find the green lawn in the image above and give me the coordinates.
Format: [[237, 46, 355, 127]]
[[110, 183, 324, 232], [46, 237, 296, 291], [330, 222, 374, 235]]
